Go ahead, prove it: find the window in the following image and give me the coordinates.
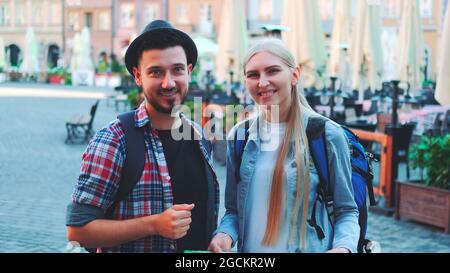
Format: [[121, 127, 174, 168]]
[[318, 0, 335, 20], [176, 4, 188, 24], [259, 0, 272, 20], [32, 2, 43, 25], [121, 3, 134, 28], [144, 3, 159, 23], [66, 0, 81, 6], [420, 0, 433, 18], [84, 12, 92, 28], [98, 11, 110, 31], [443, 0, 449, 25], [69, 11, 80, 31], [15, 0, 26, 25], [0, 3, 9, 25], [200, 3, 212, 22], [382, 0, 401, 18], [49, 1, 62, 25]]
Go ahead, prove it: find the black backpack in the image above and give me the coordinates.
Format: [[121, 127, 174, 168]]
[[85, 111, 214, 252]]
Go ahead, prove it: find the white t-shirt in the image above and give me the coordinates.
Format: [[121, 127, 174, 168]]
[[242, 121, 292, 253]]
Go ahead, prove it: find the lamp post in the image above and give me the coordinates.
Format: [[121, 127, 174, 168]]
[[205, 70, 212, 103], [111, 0, 116, 55], [329, 76, 337, 121], [391, 80, 400, 126], [383, 80, 402, 211]]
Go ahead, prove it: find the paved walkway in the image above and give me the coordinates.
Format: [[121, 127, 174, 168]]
[[0, 83, 448, 253]]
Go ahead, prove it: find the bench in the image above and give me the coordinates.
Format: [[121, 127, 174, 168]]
[[65, 100, 100, 144]]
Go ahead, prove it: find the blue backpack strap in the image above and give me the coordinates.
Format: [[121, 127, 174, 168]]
[[234, 120, 251, 183], [105, 111, 146, 218], [306, 117, 332, 200], [306, 116, 334, 240]]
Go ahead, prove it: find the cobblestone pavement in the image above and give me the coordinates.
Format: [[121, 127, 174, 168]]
[[0, 84, 120, 253], [0, 83, 449, 253]]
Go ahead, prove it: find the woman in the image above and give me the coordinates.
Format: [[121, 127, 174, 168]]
[[208, 39, 359, 253]]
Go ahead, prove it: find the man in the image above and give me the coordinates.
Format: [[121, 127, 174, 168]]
[[66, 20, 219, 253]]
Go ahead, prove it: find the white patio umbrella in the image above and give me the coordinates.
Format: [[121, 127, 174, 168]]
[[215, 0, 248, 84], [349, 0, 384, 98], [193, 37, 218, 86], [77, 26, 94, 70], [20, 27, 39, 74], [193, 37, 218, 57], [282, 0, 327, 88], [69, 32, 81, 72], [328, 0, 351, 77], [0, 36, 6, 70], [70, 27, 95, 86], [395, 0, 425, 94], [435, 5, 450, 105]]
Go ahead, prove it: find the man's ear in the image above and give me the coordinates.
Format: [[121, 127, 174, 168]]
[[292, 66, 301, 86], [187, 63, 193, 81], [133, 67, 141, 86]]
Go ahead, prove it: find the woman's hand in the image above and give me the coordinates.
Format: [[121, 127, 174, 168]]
[[327, 247, 351, 253], [208, 232, 233, 253]]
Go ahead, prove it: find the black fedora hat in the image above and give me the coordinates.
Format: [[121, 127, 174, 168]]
[[124, 20, 198, 77]]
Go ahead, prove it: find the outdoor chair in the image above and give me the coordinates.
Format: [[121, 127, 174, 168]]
[[65, 100, 100, 144], [363, 100, 378, 116], [371, 122, 416, 180], [376, 113, 392, 133], [423, 112, 443, 137], [109, 75, 138, 111], [345, 108, 358, 122], [396, 123, 416, 180]]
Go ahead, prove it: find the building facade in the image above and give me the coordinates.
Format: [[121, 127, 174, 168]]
[[64, 0, 113, 66], [0, 0, 447, 78], [112, 0, 168, 59], [0, 0, 64, 69], [168, 0, 223, 37]]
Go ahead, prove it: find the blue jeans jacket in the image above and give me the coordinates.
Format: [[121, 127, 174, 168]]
[[215, 110, 360, 253]]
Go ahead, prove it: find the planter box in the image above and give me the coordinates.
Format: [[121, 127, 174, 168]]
[[0, 73, 6, 83], [108, 73, 121, 88], [94, 73, 122, 87], [95, 73, 108, 87], [9, 71, 22, 82], [48, 74, 64, 84], [72, 70, 94, 86], [395, 180, 450, 233]]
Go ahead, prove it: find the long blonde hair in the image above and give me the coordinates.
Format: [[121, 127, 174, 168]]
[[243, 38, 315, 250]]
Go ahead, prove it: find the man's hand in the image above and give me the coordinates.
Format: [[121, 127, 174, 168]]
[[155, 204, 194, 239], [208, 232, 233, 253]]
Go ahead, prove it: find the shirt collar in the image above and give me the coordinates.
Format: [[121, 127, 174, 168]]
[[134, 101, 157, 129]]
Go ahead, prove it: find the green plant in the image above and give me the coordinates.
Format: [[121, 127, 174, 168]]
[[213, 83, 224, 92], [189, 80, 199, 90], [111, 63, 127, 74], [422, 79, 436, 89], [182, 100, 196, 116], [410, 134, 450, 189], [48, 67, 72, 85], [126, 88, 143, 108], [96, 61, 108, 73]]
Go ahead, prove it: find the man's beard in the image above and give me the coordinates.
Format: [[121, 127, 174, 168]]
[[146, 87, 187, 114]]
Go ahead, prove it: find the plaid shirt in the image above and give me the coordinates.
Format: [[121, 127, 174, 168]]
[[70, 102, 219, 253]]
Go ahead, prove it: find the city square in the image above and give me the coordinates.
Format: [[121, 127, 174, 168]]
[[0, 0, 449, 254]]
